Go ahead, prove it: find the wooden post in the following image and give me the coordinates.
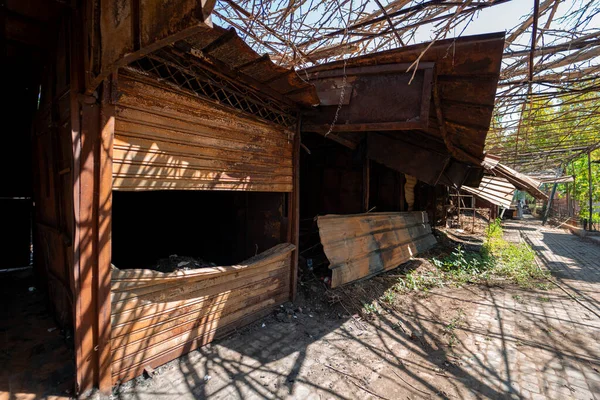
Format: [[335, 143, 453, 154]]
[[588, 150, 593, 231], [70, 6, 113, 391], [290, 121, 301, 301], [456, 189, 461, 228], [472, 196, 476, 232], [362, 146, 370, 212], [542, 182, 558, 226]]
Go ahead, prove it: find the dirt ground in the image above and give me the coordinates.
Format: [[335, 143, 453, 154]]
[[113, 220, 600, 399]]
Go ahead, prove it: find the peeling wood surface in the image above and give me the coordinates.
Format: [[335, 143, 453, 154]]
[[110, 243, 294, 384], [317, 212, 437, 288], [113, 70, 294, 191], [89, 0, 214, 91]]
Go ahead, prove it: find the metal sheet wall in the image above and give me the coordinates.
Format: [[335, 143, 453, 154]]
[[113, 70, 294, 192]]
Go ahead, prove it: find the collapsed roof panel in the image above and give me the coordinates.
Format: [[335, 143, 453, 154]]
[[462, 176, 516, 209], [300, 32, 505, 188], [317, 212, 437, 288]]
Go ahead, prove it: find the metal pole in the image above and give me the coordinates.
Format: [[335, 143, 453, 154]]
[[588, 150, 593, 231], [542, 183, 558, 225]]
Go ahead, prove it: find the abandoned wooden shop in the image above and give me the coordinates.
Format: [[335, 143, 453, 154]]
[[299, 33, 505, 286], [1, 0, 506, 395]]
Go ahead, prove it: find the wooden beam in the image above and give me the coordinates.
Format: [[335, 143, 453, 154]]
[[290, 122, 301, 301], [71, 5, 113, 392], [85, 0, 215, 93], [363, 144, 370, 212]]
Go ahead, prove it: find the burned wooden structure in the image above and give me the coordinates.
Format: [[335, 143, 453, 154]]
[[299, 34, 505, 286], [3, 0, 507, 393], [7, 0, 320, 393]]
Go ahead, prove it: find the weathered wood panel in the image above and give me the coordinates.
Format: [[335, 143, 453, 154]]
[[113, 70, 294, 192], [110, 243, 294, 384], [317, 212, 437, 288]]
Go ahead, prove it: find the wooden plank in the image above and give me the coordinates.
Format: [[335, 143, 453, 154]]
[[114, 72, 294, 191], [109, 245, 294, 384], [290, 127, 300, 301], [111, 300, 279, 384], [111, 259, 288, 309], [111, 279, 287, 360], [317, 212, 437, 287], [97, 76, 115, 391], [111, 242, 294, 283], [111, 276, 284, 338], [112, 293, 287, 374]]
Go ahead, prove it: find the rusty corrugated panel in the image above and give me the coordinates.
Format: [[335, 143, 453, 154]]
[[493, 162, 548, 200], [184, 25, 319, 107], [462, 176, 516, 209], [113, 70, 294, 192], [317, 212, 437, 288], [109, 243, 294, 384]]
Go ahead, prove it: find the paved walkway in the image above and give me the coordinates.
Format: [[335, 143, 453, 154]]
[[116, 219, 600, 400]]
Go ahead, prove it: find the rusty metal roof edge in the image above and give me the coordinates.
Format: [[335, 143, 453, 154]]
[[188, 24, 320, 108], [303, 31, 507, 74]]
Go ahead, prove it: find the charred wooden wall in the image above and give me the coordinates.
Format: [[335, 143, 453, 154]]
[[112, 191, 287, 268], [31, 15, 76, 330], [113, 70, 294, 192], [109, 63, 298, 384], [109, 243, 294, 383]]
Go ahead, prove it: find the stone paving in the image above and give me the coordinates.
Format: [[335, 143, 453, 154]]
[[116, 219, 600, 400]]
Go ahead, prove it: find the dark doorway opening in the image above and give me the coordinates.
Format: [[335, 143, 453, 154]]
[[112, 190, 288, 270]]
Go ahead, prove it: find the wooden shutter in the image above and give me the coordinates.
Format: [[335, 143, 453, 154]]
[[113, 70, 294, 192]]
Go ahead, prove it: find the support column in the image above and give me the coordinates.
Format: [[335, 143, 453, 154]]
[[589, 150, 593, 231]]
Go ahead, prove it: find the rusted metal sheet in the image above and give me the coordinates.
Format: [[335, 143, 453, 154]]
[[491, 162, 548, 200], [183, 25, 319, 108], [109, 243, 294, 384], [303, 32, 505, 185], [87, 0, 215, 91], [462, 176, 516, 209], [367, 133, 448, 185], [113, 70, 294, 192], [303, 63, 433, 133], [317, 212, 437, 288]]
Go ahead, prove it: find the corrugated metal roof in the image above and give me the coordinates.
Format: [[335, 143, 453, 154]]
[[183, 25, 319, 107], [462, 176, 516, 209], [304, 32, 506, 164]]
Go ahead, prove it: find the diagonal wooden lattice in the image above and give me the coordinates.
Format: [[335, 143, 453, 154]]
[[129, 49, 298, 129]]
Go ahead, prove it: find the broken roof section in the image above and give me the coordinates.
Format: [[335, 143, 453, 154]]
[[301, 32, 505, 188], [483, 156, 548, 201], [182, 25, 320, 108], [462, 176, 516, 209]]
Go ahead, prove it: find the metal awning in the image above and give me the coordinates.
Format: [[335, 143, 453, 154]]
[[462, 176, 516, 209]]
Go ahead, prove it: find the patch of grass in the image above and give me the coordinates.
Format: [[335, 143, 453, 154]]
[[396, 219, 549, 292], [381, 289, 396, 304], [512, 294, 523, 303], [443, 309, 465, 348], [538, 296, 550, 303], [362, 302, 378, 315]]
